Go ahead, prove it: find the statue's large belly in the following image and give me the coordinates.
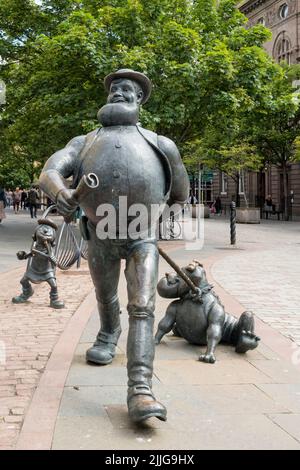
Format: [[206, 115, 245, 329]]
[[176, 302, 208, 345], [78, 127, 166, 227]]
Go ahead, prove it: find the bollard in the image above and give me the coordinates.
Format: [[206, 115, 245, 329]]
[[230, 201, 236, 246]]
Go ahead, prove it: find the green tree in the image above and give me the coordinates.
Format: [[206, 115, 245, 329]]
[[0, 0, 76, 62], [183, 133, 262, 207], [248, 64, 300, 220], [0, 0, 278, 186]]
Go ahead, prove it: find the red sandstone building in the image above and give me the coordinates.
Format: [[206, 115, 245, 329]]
[[211, 0, 300, 218]]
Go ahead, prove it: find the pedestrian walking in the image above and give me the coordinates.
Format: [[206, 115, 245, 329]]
[[265, 194, 273, 211], [210, 201, 216, 214], [264, 194, 274, 219], [188, 192, 198, 205], [5, 190, 12, 208], [28, 185, 39, 218], [12, 187, 21, 213], [21, 189, 28, 209], [215, 196, 222, 215], [0, 187, 7, 223]]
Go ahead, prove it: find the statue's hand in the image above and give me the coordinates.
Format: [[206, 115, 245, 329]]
[[56, 189, 78, 217], [16, 250, 27, 260]]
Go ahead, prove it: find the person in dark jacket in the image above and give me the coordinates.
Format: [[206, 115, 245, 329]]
[[28, 185, 39, 218], [215, 196, 222, 215], [0, 187, 7, 222], [21, 189, 28, 209]]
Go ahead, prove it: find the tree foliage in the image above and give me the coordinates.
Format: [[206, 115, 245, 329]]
[[0, 0, 287, 190], [248, 64, 300, 218]]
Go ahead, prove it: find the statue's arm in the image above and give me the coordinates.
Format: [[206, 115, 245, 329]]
[[16, 250, 32, 260], [39, 135, 86, 203], [158, 136, 190, 205]]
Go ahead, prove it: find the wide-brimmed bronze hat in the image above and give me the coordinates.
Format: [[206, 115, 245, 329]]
[[104, 69, 152, 104], [37, 218, 58, 230]]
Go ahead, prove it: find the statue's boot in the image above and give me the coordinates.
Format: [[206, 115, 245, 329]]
[[12, 284, 34, 304], [50, 289, 65, 309], [50, 299, 65, 309], [86, 297, 121, 365], [127, 314, 167, 423], [235, 311, 260, 353]]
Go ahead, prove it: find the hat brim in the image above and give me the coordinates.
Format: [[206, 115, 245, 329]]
[[104, 70, 152, 104]]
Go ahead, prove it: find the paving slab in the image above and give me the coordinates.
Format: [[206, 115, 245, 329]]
[[58, 386, 128, 416], [153, 383, 290, 417], [257, 384, 300, 413], [52, 414, 300, 450], [268, 414, 300, 443], [154, 338, 269, 362], [248, 359, 300, 384], [66, 362, 130, 387], [153, 359, 273, 385]]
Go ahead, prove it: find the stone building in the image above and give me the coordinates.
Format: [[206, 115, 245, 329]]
[[211, 0, 300, 218], [240, 0, 299, 64]]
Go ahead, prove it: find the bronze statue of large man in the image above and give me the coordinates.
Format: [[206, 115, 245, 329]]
[[39, 69, 189, 423]]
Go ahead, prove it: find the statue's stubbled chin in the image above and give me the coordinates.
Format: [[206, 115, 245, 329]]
[[97, 102, 139, 127]]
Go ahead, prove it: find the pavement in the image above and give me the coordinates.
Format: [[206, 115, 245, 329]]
[[1, 210, 300, 450], [0, 208, 42, 273], [0, 209, 93, 449]]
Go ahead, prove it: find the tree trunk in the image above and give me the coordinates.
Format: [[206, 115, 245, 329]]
[[242, 171, 249, 208], [283, 162, 289, 221], [235, 174, 240, 207]]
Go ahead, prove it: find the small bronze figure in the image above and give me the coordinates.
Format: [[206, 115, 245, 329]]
[[155, 260, 260, 363], [39, 69, 190, 423], [12, 218, 65, 309]]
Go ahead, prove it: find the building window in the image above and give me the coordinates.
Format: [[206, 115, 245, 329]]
[[257, 17, 265, 26], [279, 4, 289, 19], [277, 37, 291, 64], [220, 172, 228, 195]]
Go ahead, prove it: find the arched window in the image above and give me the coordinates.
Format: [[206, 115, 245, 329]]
[[257, 17, 265, 26], [279, 3, 289, 19], [277, 38, 291, 64], [274, 33, 292, 64]]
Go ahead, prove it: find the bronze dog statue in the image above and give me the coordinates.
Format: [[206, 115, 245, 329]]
[[155, 260, 260, 363]]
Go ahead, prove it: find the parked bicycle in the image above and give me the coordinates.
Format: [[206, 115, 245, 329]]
[[160, 214, 182, 240]]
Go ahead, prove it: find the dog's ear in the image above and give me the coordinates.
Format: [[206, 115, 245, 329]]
[[185, 263, 196, 272], [193, 259, 203, 267]]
